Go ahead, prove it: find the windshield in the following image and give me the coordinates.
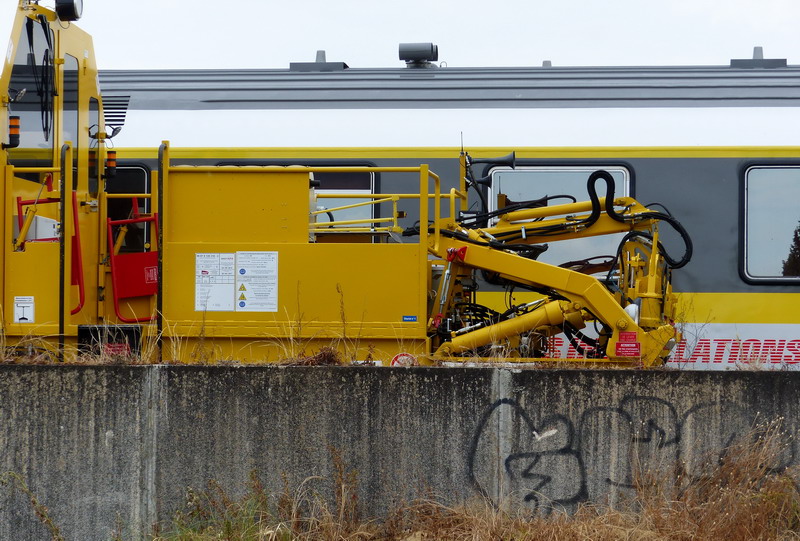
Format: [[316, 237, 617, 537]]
[[7, 15, 55, 167]]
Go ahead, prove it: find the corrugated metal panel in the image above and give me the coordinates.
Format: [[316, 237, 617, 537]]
[[99, 65, 800, 110]]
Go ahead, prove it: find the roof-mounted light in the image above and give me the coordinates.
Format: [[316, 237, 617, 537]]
[[399, 43, 439, 68], [55, 0, 83, 22]]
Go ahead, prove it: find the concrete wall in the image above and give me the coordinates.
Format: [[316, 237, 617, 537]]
[[0, 366, 797, 539]]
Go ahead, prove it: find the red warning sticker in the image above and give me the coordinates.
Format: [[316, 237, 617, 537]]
[[145, 266, 158, 284], [104, 342, 131, 356], [615, 341, 641, 357], [619, 331, 638, 342]]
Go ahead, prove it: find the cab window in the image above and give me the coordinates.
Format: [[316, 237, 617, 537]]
[[7, 17, 56, 167]]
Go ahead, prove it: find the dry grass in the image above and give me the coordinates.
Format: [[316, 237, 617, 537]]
[[278, 346, 346, 367], [1, 422, 798, 539], [152, 453, 370, 541], [151, 422, 800, 541]]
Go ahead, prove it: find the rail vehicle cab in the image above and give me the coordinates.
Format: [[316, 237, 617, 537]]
[[1, 1, 157, 358], [0, 0, 427, 363]]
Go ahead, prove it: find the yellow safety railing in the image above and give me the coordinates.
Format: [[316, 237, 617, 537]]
[[162, 160, 448, 251], [312, 195, 403, 233]]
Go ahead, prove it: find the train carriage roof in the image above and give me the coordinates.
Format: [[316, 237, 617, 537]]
[[99, 61, 800, 112]]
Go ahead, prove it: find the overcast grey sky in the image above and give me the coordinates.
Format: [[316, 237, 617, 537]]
[[5, 1, 800, 148], [12, 0, 798, 70]]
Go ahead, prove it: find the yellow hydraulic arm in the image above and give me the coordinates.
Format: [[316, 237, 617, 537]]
[[427, 167, 691, 367]]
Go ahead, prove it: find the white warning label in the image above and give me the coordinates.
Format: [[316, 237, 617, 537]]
[[195, 251, 278, 312], [14, 296, 35, 323], [195, 253, 235, 311], [234, 251, 278, 312]]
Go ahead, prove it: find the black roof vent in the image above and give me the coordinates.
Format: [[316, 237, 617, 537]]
[[730, 46, 787, 68]]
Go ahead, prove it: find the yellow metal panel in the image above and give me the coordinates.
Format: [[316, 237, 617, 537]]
[[4, 244, 61, 332], [162, 243, 425, 338], [165, 168, 312, 243]]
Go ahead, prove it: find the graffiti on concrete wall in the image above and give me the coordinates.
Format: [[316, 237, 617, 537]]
[[467, 396, 795, 513]]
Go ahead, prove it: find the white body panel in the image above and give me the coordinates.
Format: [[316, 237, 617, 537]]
[[114, 107, 800, 148]]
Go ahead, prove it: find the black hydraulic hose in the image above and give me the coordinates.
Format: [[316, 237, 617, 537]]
[[438, 229, 545, 259], [637, 202, 693, 268], [588, 171, 692, 269], [604, 219, 692, 289], [639, 211, 693, 269], [463, 158, 490, 227], [645, 202, 673, 216], [605, 231, 652, 285], [459, 195, 577, 229], [458, 169, 618, 237], [584, 170, 605, 228], [587, 169, 629, 224], [470, 183, 489, 227], [563, 320, 605, 359]]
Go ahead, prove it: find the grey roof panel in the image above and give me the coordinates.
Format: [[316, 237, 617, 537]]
[[98, 65, 800, 110]]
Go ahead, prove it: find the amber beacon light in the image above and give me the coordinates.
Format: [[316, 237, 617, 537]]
[[2, 116, 20, 150]]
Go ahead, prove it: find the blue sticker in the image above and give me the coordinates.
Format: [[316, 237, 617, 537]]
[[239, 301, 246, 307], [239, 268, 246, 275], [402, 315, 417, 322]]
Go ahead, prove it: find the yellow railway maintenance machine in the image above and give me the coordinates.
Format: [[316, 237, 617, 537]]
[[0, 1, 689, 366]]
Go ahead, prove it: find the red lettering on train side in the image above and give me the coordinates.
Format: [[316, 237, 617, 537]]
[[566, 339, 595, 359], [673, 339, 689, 362], [759, 340, 787, 363], [689, 339, 712, 363], [567, 344, 579, 358], [669, 337, 800, 366], [712, 339, 732, 363], [549, 336, 564, 358], [739, 339, 763, 365], [786, 340, 800, 363], [728, 338, 742, 363]]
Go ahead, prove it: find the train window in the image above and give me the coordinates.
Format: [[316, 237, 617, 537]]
[[744, 166, 800, 280], [313, 171, 374, 226], [488, 166, 630, 268]]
